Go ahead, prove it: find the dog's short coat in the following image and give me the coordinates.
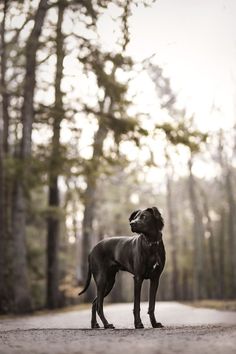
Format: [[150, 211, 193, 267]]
[[79, 206, 165, 329]]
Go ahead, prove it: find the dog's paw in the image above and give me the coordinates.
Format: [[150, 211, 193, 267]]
[[104, 323, 115, 329], [152, 322, 164, 328], [91, 322, 100, 329], [135, 322, 144, 329]]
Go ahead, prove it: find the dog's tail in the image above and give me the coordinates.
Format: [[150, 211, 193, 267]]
[[78, 259, 92, 296]]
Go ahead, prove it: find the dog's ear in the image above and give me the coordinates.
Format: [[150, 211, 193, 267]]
[[146, 207, 164, 230], [129, 209, 141, 222]]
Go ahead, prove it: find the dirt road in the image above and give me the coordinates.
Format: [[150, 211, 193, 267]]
[[0, 302, 235, 354]]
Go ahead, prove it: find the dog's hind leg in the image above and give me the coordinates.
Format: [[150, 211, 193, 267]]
[[91, 276, 115, 328], [91, 276, 116, 329], [104, 274, 116, 297], [96, 274, 115, 329], [91, 297, 100, 328]]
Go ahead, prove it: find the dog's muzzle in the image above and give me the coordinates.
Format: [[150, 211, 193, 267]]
[[130, 220, 139, 232]]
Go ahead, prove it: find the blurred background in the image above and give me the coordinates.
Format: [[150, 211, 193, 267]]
[[0, 0, 236, 314]]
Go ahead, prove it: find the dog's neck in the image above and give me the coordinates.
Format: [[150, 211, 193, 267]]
[[141, 230, 162, 247]]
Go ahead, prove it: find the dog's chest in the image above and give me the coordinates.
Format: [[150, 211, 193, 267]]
[[143, 246, 161, 278]]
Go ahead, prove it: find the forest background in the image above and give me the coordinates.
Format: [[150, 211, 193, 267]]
[[0, 0, 236, 314]]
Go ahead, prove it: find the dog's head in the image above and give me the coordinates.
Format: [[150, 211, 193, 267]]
[[129, 207, 164, 236]]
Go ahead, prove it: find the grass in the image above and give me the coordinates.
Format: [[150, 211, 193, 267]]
[[184, 300, 236, 311]]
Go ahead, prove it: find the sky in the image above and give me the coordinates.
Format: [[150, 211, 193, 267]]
[[99, 0, 236, 132], [92, 0, 236, 181]]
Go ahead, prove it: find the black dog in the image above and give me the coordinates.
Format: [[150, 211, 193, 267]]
[[79, 207, 165, 329]]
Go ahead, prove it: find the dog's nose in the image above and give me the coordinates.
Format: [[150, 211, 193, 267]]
[[130, 220, 136, 225]]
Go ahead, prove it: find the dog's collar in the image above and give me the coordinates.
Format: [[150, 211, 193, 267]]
[[140, 233, 162, 247], [148, 240, 161, 247], [141, 235, 162, 247]]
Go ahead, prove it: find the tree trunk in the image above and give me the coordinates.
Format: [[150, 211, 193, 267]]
[[0, 0, 14, 313], [218, 209, 226, 299], [12, 181, 32, 312], [0, 0, 8, 313], [0, 120, 12, 314], [12, 0, 48, 313], [225, 169, 236, 297], [217, 132, 236, 298], [166, 168, 179, 300], [47, 177, 60, 308], [188, 157, 205, 299], [0, 0, 10, 154], [46, 0, 65, 309], [200, 190, 219, 298], [0, 107, 7, 312], [81, 121, 108, 301]]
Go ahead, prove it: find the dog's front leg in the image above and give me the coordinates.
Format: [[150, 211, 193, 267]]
[[148, 277, 163, 328], [133, 276, 144, 329]]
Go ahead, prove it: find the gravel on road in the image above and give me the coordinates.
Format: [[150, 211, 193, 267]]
[[0, 302, 235, 354]]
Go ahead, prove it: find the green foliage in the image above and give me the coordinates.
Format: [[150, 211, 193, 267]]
[[110, 117, 138, 144], [80, 49, 133, 103], [155, 122, 207, 152]]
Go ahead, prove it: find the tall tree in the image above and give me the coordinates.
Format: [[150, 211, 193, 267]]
[[218, 209, 226, 298], [81, 96, 112, 300], [0, 0, 13, 313], [217, 130, 236, 297], [0, 111, 6, 312], [165, 158, 179, 299], [224, 169, 236, 297], [199, 188, 219, 298], [188, 156, 206, 299], [46, 0, 65, 309], [11, 0, 48, 313], [0, 0, 10, 153]]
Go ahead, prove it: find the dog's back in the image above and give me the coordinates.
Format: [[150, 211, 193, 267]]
[[90, 236, 139, 274]]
